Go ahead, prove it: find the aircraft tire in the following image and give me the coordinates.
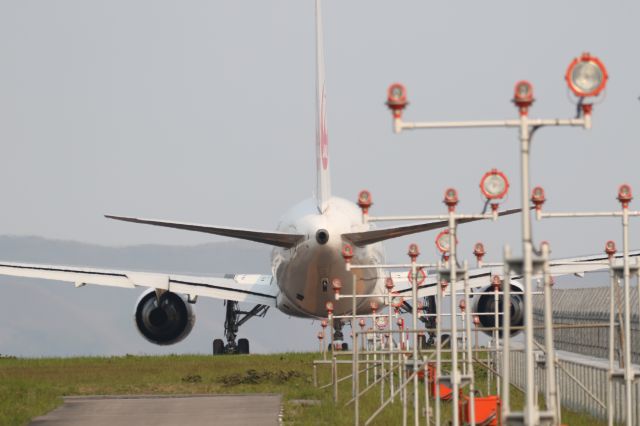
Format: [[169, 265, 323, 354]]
[[238, 338, 250, 354], [213, 339, 225, 355]]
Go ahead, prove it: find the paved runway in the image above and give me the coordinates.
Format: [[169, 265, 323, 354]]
[[29, 394, 282, 426]]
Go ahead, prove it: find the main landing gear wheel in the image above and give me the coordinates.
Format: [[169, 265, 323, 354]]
[[213, 339, 224, 355], [238, 338, 250, 354], [212, 300, 269, 355]]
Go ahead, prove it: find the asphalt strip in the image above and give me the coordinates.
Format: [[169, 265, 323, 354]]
[[29, 394, 282, 426]]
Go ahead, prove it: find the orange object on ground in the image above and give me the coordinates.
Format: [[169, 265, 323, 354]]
[[459, 394, 501, 426], [425, 363, 453, 400]]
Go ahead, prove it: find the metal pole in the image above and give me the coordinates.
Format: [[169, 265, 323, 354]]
[[621, 206, 633, 425], [449, 210, 460, 425], [389, 292, 395, 402], [542, 243, 558, 423], [502, 245, 512, 419], [607, 258, 616, 426], [333, 355, 339, 404], [435, 262, 442, 426], [353, 274, 357, 400], [519, 116, 538, 426], [411, 255, 420, 426], [463, 264, 476, 426]]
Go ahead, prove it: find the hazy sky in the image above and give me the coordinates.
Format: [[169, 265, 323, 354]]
[[0, 1, 639, 354]]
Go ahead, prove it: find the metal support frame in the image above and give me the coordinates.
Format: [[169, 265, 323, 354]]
[[391, 94, 591, 425], [223, 300, 268, 352]]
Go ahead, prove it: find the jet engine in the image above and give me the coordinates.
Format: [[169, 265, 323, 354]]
[[134, 289, 196, 345], [472, 281, 524, 337]]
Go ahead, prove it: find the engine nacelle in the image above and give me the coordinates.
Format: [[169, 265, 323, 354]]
[[472, 281, 524, 337], [134, 289, 196, 345]]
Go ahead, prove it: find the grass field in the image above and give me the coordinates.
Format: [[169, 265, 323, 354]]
[[0, 352, 605, 425]]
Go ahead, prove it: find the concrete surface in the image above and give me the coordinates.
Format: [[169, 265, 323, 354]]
[[29, 394, 282, 426]]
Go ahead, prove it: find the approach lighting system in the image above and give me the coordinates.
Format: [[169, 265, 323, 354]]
[[385, 277, 394, 291], [357, 190, 373, 214], [325, 301, 334, 315], [443, 188, 459, 212], [408, 243, 420, 260], [386, 83, 408, 118], [513, 80, 534, 114], [358, 319, 366, 329], [317, 331, 324, 341], [408, 267, 427, 286], [370, 301, 379, 313], [375, 316, 388, 330], [480, 169, 510, 201], [435, 229, 456, 254], [331, 278, 342, 299], [391, 293, 404, 308], [565, 52, 608, 98], [491, 275, 501, 291], [459, 299, 466, 312], [321, 319, 328, 329], [473, 242, 486, 264], [618, 184, 632, 208], [342, 244, 354, 264], [605, 240, 617, 259], [531, 186, 546, 209]]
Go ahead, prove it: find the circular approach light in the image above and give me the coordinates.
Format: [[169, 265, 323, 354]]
[[407, 267, 427, 286], [443, 187, 459, 211], [387, 83, 407, 104], [473, 242, 486, 260], [480, 169, 509, 200], [565, 53, 608, 97], [358, 319, 366, 328], [435, 229, 456, 254], [325, 301, 334, 313], [391, 293, 404, 309], [514, 80, 534, 104], [357, 190, 373, 211], [407, 243, 420, 260], [375, 316, 388, 330], [385, 277, 394, 291], [605, 240, 617, 257]]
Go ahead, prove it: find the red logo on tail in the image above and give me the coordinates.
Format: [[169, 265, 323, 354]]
[[320, 89, 329, 170]]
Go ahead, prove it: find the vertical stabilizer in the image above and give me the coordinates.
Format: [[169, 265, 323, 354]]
[[315, 0, 331, 213]]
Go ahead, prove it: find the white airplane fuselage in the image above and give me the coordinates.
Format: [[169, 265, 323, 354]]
[[272, 196, 385, 318]]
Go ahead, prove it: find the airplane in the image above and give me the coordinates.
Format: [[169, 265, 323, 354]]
[[0, 0, 629, 354]]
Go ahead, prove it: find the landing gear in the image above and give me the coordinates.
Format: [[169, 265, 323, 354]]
[[327, 318, 349, 351], [212, 300, 269, 355]]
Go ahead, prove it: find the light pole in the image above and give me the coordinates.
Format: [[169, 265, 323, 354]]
[[386, 52, 608, 426]]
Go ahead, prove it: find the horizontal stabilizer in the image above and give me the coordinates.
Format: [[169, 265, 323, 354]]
[[105, 215, 305, 248], [341, 208, 522, 246]]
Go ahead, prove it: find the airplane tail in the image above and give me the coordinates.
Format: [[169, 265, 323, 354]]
[[315, 0, 331, 213]]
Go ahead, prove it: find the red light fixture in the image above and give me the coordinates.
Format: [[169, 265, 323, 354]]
[[408, 243, 420, 261], [386, 83, 408, 118], [480, 169, 510, 201], [618, 184, 632, 208], [565, 52, 608, 98], [325, 301, 334, 315], [443, 187, 459, 212], [357, 190, 373, 214], [473, 242, 486, 263], [513, 80, 534, 115], [385, 277, 394, 291], [605, 240, 616, 258]]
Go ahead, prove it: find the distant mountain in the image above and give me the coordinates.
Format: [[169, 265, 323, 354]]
[[0, 236, 319, 357]]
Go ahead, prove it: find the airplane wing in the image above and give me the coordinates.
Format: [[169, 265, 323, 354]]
[[342, 208, 522, 247], [105, 215, 304, 249], [390, 250, 640, 298], [0, 261, 278, 306]]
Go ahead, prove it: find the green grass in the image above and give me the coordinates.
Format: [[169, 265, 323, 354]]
[[0, 353, 606, 425]]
